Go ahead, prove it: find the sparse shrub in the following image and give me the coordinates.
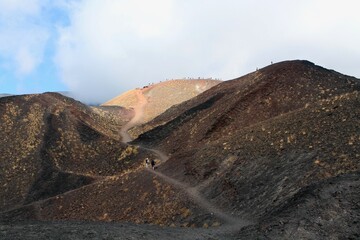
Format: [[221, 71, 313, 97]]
[[117, 146, 139, 162], [181, 208, 191, 218]]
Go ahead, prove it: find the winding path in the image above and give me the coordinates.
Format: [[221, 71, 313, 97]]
[[120, 89, 252, 231], [120, 89, 148, 143]]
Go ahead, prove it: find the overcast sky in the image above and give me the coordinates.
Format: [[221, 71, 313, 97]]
[[1, 0, 359, 103]]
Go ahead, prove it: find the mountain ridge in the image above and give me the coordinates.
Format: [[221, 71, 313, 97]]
[[1, 60, 359, 239], [102, 78, 220, 123]]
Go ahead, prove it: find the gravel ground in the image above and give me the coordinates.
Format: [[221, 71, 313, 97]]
[[0, 221, 232, 240]]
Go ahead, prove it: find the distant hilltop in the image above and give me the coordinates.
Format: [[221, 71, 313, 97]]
[[0, 94, 13, 98], [102, 78, 221, 123]]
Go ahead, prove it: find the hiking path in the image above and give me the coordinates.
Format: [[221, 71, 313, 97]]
[[120, 88, 252, 232]]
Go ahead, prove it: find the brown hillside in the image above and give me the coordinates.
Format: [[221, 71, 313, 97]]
[[1, 61, 359, 239], [102, 79, 220, 123], [131, 60, 359, 142], [0, 93, 218, 228], [0, 93, 146, 211], [130, 60, 360, 237]]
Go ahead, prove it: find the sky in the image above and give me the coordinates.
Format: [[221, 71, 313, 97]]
[[0, 0, 359, 104]]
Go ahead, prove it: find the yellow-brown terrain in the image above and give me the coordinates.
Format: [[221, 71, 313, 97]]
[[102, 79, 220, 123], [1, 60, 360, 239]]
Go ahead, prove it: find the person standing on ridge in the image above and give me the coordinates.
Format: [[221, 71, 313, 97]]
[[151, 159, 156, 170], [145, 158, 150, 168]]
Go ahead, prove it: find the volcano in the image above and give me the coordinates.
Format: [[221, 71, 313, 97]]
[[1, 60, 359, 239]]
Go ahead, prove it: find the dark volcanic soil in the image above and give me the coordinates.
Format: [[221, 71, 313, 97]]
[[0, 221, 227, 240], [236, 171, 360, 239], [131, 60, 360, 238], [1, 171, 359, 239], [1, 60, 359, 239]]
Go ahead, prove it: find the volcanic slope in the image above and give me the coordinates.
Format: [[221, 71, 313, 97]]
[[102, 79, 220, 123], [0, 92, 147, 213], [131, 60, 360, 238], [0, 93, 230, 228], [1, 60, 360, 239]]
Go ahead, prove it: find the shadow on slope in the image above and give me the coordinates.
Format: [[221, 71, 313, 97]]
[[0, 92, 141, 213], [24, 166, 95, 204], [131, 60, 360, 148], [237, 172, 360, 239]]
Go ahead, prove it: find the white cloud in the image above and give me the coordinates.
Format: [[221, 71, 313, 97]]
[[0, 0, 50, 76], [16, 47, 37, 75], [56, 0, 179, 103], [0, 0, 41, 16], [56, 0, 360, 103]]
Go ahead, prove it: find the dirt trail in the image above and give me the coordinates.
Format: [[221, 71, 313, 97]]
[[120, 89, 252, 232], [120, 89, 148, 143], [148, 169, 251, 231]]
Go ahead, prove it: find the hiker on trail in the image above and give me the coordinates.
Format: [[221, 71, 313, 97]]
[[151, 159, 156, 170], [145, 158, 150, 168]]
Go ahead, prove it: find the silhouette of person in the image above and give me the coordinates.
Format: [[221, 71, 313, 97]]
[[145, 158, 150, 168], [151, 159, 156, 170]]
